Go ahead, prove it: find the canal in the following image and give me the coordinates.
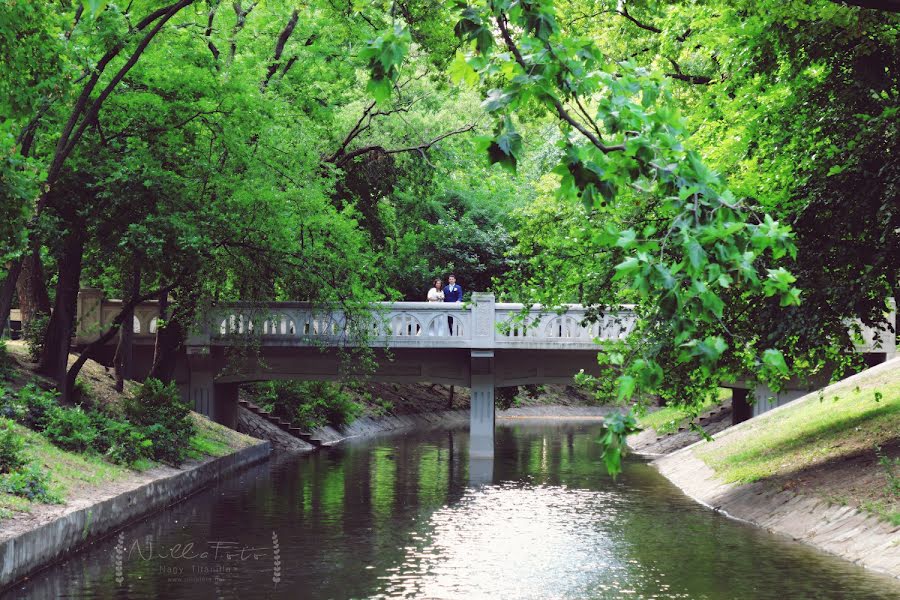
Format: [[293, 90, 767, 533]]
[[8, 420, 899, 599]]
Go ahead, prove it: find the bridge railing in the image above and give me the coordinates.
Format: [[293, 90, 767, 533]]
[[494, 303, 635, 343], [72, 290, 893, 355], [73, 290, 638, 349], [209, 302, 474, 344]]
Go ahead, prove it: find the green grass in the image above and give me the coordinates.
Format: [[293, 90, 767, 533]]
[[638, 388, 729, 433], [0, 422, 131, 516], [188, 413, 255, 459], [693, 365, 899, 523], [1, 415, 258, 521]]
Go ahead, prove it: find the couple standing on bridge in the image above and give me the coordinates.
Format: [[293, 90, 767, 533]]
[[427, 275, 463, 336], [426, 274, 463, 303]]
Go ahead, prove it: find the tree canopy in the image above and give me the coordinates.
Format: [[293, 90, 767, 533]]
[[0, 1, 896, 466]]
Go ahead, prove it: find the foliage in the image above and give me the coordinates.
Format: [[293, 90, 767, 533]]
[[250, 381, 362, 431], [125, 379, 194, 466], [597, 412, 642, 478], [0, 341, 15, 381], [90, 411, 153, 467], [22, 313, 49, 363], [18, 383, 57, 431], [0, 418, 26, 474], [0, 463, 62, 504], [45, 406, 97, 453]]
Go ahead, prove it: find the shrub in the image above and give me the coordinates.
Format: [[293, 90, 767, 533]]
[[246, 380, 362, 430], [91, 413, 152, 466], [125, 379, 194, 465], [45, 406, 97, 453], [0, 463, 62, 503], [72, 378, 93, 407], [18, 383, 57, 431], [0, 418, 26, 474], [0, 384, 24, 421], [22, 313, 50, 363], [0, 340, 15, 381], [107, 424, 153, 466]]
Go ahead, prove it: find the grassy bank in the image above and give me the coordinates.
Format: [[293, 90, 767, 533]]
[[637, 388, 730, 434], [690, 360, 900, 524], [0, 340, 258, 524]]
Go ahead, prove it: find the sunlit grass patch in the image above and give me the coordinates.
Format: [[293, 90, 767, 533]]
[[189, 413, 257, 459], [638, 388, 728, 434], [693, 365, 899, 523]]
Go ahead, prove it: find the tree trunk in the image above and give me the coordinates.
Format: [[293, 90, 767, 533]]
[[0, 260, 23, 340], [38, 227, 85, 399], [16, 246, 52, 327], [149, 300, 185, 384], [114, 263, 142, 392]]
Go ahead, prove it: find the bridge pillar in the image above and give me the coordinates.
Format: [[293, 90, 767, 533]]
[[470, 350, 495, 459], [186, 345, 214, 419]]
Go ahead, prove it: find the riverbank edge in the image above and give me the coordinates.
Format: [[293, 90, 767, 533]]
[[647, 361, 900, 580], [0, 440, 272, 592], [654, 449, 900, 579]]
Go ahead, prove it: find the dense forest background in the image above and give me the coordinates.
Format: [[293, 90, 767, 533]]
[[1, 1, 897, 421]]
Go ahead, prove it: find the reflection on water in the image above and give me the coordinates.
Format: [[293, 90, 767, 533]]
[[6, 421, 899, 599]]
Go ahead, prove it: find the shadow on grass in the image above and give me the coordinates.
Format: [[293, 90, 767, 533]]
[[712, 399, 900, 474]]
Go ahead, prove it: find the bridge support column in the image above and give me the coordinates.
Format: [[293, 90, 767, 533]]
[[470, 350, 495, 459], [186, 342, 215, 420], [731, 388, 752, 425], [213, 383, 239, 429]]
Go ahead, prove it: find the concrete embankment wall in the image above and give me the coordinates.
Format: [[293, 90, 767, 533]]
[[656, 450, 900, 579], [653, 358, 900, 580], [0, 442, 271, 592]]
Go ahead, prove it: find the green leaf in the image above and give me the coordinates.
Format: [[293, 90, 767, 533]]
[[762, 349, 789, 375], [616, 375, 636, 402], [449, 52, 478, 86], [83, 0, 109, 15]]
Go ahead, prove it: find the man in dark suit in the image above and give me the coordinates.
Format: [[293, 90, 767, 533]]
[[443, 274, 463, 335], [443, 274, 463, 303]]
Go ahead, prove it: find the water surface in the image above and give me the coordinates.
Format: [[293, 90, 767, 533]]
[[7, 421, 899, 599]]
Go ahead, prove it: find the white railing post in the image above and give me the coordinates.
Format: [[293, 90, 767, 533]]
[[470, 293, 496, 348]]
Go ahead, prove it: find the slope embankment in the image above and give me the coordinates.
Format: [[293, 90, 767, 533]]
[[654, 358, 900, 579], [0, 341, 270, 591]]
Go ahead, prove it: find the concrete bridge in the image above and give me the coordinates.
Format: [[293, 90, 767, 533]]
[[74, 290, 636, 457], [71, 289, 895, 457]]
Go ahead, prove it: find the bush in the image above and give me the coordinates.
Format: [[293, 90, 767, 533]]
[[18, 383, 57, 431], [0, 384, 24, 421], [45, 406, 97, 453], [0, 418, 26, 474], [0, 340, 15, 381], [246, 381, 362, 430], [125, 379, 194, 465], [22, 313, 50, 363], [0, 463, 61, 503], [90, 412, 152, 466], [107, 424, 153, 466]]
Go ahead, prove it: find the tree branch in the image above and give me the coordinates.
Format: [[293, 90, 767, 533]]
[[65, 282, 177, 402], [228, 0, 258, 65], [665, 57, 714, 85], [335, 124, 476, 168], [617, 3, 661, 34], [261, 9, 300, 90], [205, 0, 221, 63], [495, 14, 624, 154], [60, 0, 195, 170]]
